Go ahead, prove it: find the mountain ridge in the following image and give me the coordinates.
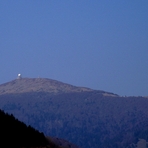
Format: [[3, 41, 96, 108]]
[[0, 78, 92, 94], [0, 77, 117, 97], [2, 77, 146, 148]]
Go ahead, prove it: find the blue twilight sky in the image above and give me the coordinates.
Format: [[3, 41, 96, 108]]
[[0, 0, 148, 96]]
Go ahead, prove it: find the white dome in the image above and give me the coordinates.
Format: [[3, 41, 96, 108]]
[[18, 74, 21, 77]]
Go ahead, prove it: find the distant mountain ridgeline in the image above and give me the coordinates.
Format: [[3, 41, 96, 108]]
[[0, 78, 148, 148]]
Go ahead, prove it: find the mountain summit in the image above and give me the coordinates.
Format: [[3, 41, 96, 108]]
[[0, 78, 94, 95]]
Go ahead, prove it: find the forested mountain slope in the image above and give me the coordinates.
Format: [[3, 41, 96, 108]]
[[0, 78, 148, 148]]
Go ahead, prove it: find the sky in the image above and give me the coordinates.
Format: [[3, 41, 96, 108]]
[[0, 0, 148, 96]]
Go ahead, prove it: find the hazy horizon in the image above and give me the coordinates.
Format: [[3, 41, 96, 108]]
[[0, 1, 148, 96]]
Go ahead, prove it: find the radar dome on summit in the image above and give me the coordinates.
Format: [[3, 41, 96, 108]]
[[17, 73, 22, 79]]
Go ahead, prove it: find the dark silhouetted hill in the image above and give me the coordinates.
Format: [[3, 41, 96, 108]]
[[0, 78, 148, 148], [0, 108, 79, 148], [0, 109, 49, 147]]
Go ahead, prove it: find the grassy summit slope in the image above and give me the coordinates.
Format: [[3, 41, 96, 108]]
[[0, 78, 94, 94]]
